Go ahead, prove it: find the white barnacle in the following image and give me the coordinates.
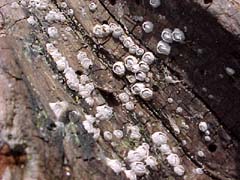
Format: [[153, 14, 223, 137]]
[[129, 44, 138, 54], [124, 56, 138, 72], [64, 67, 79, 91], [47, 27, 59, 38], [151, 132, 168, 146], [135, 144, 149, 158], [125, 101, 135, 111], [176, 107, 183, 114], [194, 168, 204, 175], [142, 21, 154, 33], [79, 83, 95, 98], [103, 131, 113, 141], [141, 52, 155, 65], [127, 150, 145, 163], [85, 97, 95, 107], [172, 28, 185, 43], [109, 22, 118, 31], [161, 28, 173, 43], [96, 105, 113, 121], [27, 16, 37, 25], [85, 114, 96, 123], [139, 61, 150, 73], [145, 156, 158, 169], [126, 75, 137, 84], [131, 83, 145, 95], [157, 40, 171, 55], [80, 58, 93, 70], [67, 9, 74, 16], [80, 75, 90, 84], [46, 43, 57, 53], [106, 158, 123, 174], [225, 67, 235, 76], [112, 26, 124, 39], [113, 130, 124, 139], [89, 2, 97, 12], [128, 125, 141, 140], [130, 162, 147, 176], [135, 71, 147, 82], [93, 128, 100, 140], [166, 153, 180, 167], [165, 75, 180, 84], [49, 101, 69, 121], [197, 151, 205, 157], [92, 24, 104, 38], [149, 0, 161, 8], [124, 170, 137, 180], [159, 144, 171, 155], [174, 165, 185, 176], [136, 48, 145, 57], [83, 120, 94, 134], [123, 37, 134, 49], [118, 92, 130, 103], [140, 88, 153, 100], [112, 61, 126, 76], [204, 135, 211, 142], [198, 121, 208, 132], [77, 51, 88, 60], [102, 24, 111, 36], [60, 2, 68, 9], [56, 57, 69, 71]]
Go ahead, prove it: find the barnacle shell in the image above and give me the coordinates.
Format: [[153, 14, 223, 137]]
[[145, 156, 158, 169], [47, 27, 59, 38], [118, 93, 130, 103], [79, 83, 95, 98], [174, 165, 185, 176], [149, 0, 161, 8], [172, 28, 185, 43], [130, 162, 147, 176], [96, 105, 113, 121], [125, 101, 135, 111], [113, 61, 126, 76], [80, 58, 93, 70], [80, 75, 90, 85], [85, 97, 95, 107], [142, 21, 154, 33], [112, 26, 124, 39], [136, 48, 145, 56], [166, 153, 180, 167], [131, 83, 145, 95], [102, 24, 111, 36], [124, 56, 138, 71], [103, 131, 113, 141], [123, 37, 134, 49], [127, 150, 145, 163], [113, 130, 124, 139], [27, 16, 37, 25], [135, 144, 149, 158], [128, 125, 141, 139], [129, 44, 138, 54], [139, 61, 150, 73], [140, 88, 153, 100], [225, 67, 235, 76], [89, 2, 97, 12], [49, 101, 69, 121], [77, 51, 88, 60], [106, 158, 123, 174], [151, 132, 168, 146], [126, 75, 137, 84], [92, 24, 104, 38], [124, 170, 137, 180], [198, 121, 208, 132], [67, 9, 74, 16], [157, 40, 171, 55], [159, 144, 171, 155], [161, 28, 173, 43], [135, 71, 146, 81], [56, 57, 69, 71], [85, 114, 96, 123], [142, 52, 155, 65]]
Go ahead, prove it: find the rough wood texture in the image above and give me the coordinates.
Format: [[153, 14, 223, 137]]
[[0, 0, 239, 180]]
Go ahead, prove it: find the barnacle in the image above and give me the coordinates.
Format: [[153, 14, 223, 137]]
[[174, 165, 185, 176], [130, 162, 147, 176], [112, 61, 126, 76], [95, 105, 113, 121], [151, 132, 168, 146], [103, 131, 113, 141], [161, 28, 173, 43], [49, 101, 69, 121], [89, 2, 97, 12], [124, 56, 138, 72], [149, 0, 161, 8], [141, 52, 155, 65], [140, 88, 153, 100], [142, 21, 154, 33], [144, 156, 158, 169], [139, 61, 150, 73], [124, 170, 137, 180], [199, 121, 208, 132], [172, 28, 185, 43], [118, 92, 130, 103], [156, 40, 171, 55], [131, 83, 145, 95], [47, 27, 59, 38], [166, 153, 180, 167], [135, 71, 146, 81], [125, 101, 135, 111], [113, 130, 124, 139], [106, 158, 123, 174]]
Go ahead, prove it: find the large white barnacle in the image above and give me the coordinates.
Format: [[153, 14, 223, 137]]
[[166, 153, 180, 167], [135, 144, 149, 158], [123, 37, 134, 49], [128, 125, 141, 140], [145, 156, 158, 169], [106, 158, 123, 174], [125, 101, 135, 111], [198, 121, 208, 132], [159, 144, 171, 155], [92, 24, 104, 38], [124, 56, 138, 72], [79, 57, 93, 70], [127, 150, 145, 163], [142, 21, 154, 33], [118, 92, 130, 103], [56, 57, 69, 71], [113, 130, 124, 139], [131, 83, 145, 95], [112, 26, 124, 39], [27, 16, 37, 25], [103, 131, 113, 141], [130, 162, 148, 176], [113, 61, 126, 76], [151, 132, 168, 146], [96, 105, 113, 121], [139, 61, 150, 73], [135, 71, 146, 81], [140, 88, 153, 100], [149, 0, 161, 8], [47, 27, 59, 38], [161, 28, 173, 43], [49, 101, 69, 121], [174, 165, 185, 176], [172, 28, 185, 43], [79, 83, 95, 98], [136, 48, 145, 57], [124, 170, 137, 180], [89, 2, 97, 12], [142, 52, 155, 65], [157, 40, 171, 55]]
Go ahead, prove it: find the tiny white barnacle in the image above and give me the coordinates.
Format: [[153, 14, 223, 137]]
[[85, 114, 96, 123], [174, 165, 185, 176], [149, 0, 161, 8], [135, 71, 147, 82], [139, 61, 150, 73], [113, 61, 126, 76], [176, 107, 183, 114], [140, 88, 153, 100], [27, 16, 37, 25], [125, 101, 135, 111], [198, 121, 208, 132], [89, 2, 97, 12], [47, 27, 59, 38], [161, 28, 173, 43], [225, 67, 235, 76], [67, 9, 74, 16], [136, 48, 145, 57], [157, 40, 171, 55], [167, 98, 174, 103], [131, 83, 145, 95], [166, 153, 180, 167], [124, 56, 139, 72], [60, 2, 68, 9], [141, 52, 155, 65], [151, 132, 168, 146], [113, 129, 124, 139], [159, 144, 172, 155], [49, 101, 69, 121], [194, 168, 204, 175], [142, 21, 154, 33], [130, 162, 148, 176], [204, 135, 211, 142], [112, 26, 124, 39], [129, 44, 138, 54], [197, 151, 205, 157], [118, 92, 130, 103], [96, 105, 113, 121], [123, 37, 135, 49], [103, 131, 113, 141], [106, 158, 123, 174], [124, 170, 137, 180], [172, 28, 185, 43], [145, 156, 158, 169]]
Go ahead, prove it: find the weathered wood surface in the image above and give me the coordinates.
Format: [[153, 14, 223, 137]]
[[0, 0, 239, 180]]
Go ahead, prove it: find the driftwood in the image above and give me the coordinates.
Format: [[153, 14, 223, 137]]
[[0, 0, 240, 180]]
